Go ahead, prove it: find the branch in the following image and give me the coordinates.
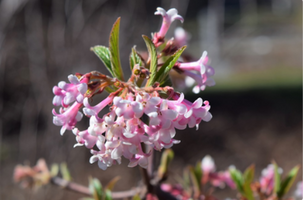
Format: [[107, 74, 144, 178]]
[[51, 176, 90, 195], [140, 166, 154, 194], [50, 176, 145, 199]]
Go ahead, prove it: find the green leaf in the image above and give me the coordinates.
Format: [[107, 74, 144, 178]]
[[129, 46, 143, 70], [104, 86, 116, 94], [273, 162, 281, 194], [229, 167, 244, 193], [194, 162, 203, 188], [89, 177, 103, 200], [242, 165, 255, 200], [132, 195, 141, 200], [188, 166, 200, 198], [104, 189, 113, 200], [277, 165, 300, 198], [109, 17, 124, 81], [142, 35, 157, 86], [159, 74, 173, 87], [60, 163, 71, 181], [182, 168, 191, 191], [243, 181, 255, 200], [91, 46, 113, 76], [157, 149, 174, 179], [155, 46, 186, 84], [164, 46, 186, 74], [50, 164, 59, 177], [243, 165, 255, 184]]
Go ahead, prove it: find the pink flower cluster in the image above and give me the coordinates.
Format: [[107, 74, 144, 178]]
[[52, 74, 88, 106], [161, 184, 190, 200], [52, 75, 88, 135], [51, 7, 215, 170], [176, 51, 215, 94], [72, 92, 212, 170], [201, 155, 236, 189], [259, 164, 283, 195]]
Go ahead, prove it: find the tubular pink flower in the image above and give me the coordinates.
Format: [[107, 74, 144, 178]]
[[174, 27, 190, 47], [184, 98, 212, 120], [128, 154, 149, 169], [201, 155, 216, 174], [148, 100, 178, 129], [87, 116, 107, 136], [113, 97, 144, 120], [143, 97, 161, 115], [105, 116, 124, 140], [154, 7, 184, 38], [192, 64, 216, 93], [122, 124, 149, 156], [83, 96, 114, 117], [166, 94, 187, 115], [149, 126, 178, 150], [52, 102, 83, 135], [89, 137, 124, 170], [72, 128, 98, 149], [172, 115, 189, 130], [170, 97, 212, 130], [220, 171, 236, 189], [89, 149, 112, 170], [178, 51, 207, 74], [177, 51, 215, 93], [52, 86, 66, 106], [159, 127, 174, 144]]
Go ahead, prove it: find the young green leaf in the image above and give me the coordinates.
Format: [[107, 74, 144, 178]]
[[142, 35, 157, 86], [104, 189, 113, 200], [89, 177, 103, 200], [164, 45, 186, 74], [194, 162, 203, 188], [132, 195, 141, 200], [50, 164, 59, 177], [243, 181, 255, 200], [277, 165, 300, 198], [243, 165, 255, 184], [273, 162, 281, 194], [91, 46, 113, 76], [129, 46, 143, 70], [157, 149, 174, 180], [188, 166, 201, 198], [242, 165, 255, 200], [229, 167, 244, 193], [155, 46, 186, 84], [60, 163, 71, 181], [182, 168, 191, 191], [109, 17, 124, 81], [159, 74, 173, 87]]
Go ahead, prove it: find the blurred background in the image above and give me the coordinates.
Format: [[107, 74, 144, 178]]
[[0, 0, 301, 199]]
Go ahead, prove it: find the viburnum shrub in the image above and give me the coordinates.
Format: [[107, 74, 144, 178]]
[[52, 7, 214, 170], [14, 7, 301, 200]]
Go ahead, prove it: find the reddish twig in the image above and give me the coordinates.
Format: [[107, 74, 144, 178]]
[[50, 176, 145, 199], [51, 177, 91, 195]]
